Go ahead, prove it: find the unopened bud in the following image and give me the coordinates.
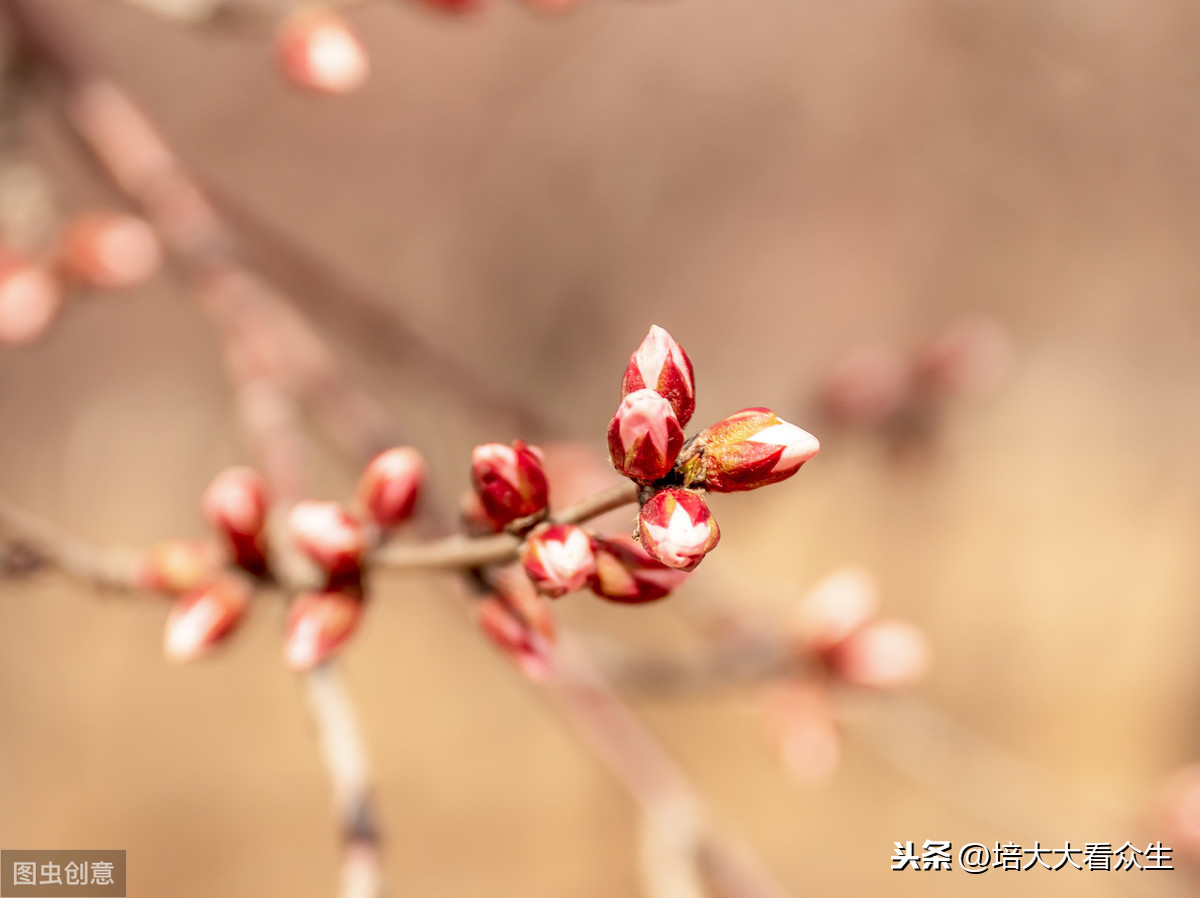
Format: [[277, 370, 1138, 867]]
[[56, 212, 161, 290], [607, 389, 684, 483], [621, 325, 696, 427], [163, 577, 250, 663], [284, 588, 365, 670], [202, 467, 268, 575], [687, 407, 819, 492], [520, 524, 595, 598], [358, 447, 424, 530], [476, 568, 556, 680], [636, 488, 719, 571], [791, 568, 878, 654], [589, 535, 689, 604], [276, 9, 369, 96], [0, 254, 62, 346], [287, 501, 366, 577], [136, 540, 218, 596], [827, 620, 930, 689], [470, 440, 549, 528]]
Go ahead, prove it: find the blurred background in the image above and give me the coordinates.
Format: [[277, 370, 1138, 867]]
[[2, 0, 1200, 895]]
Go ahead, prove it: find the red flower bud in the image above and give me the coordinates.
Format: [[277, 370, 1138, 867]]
[[287, 501, 366, 577], [621, 325, 696, 427], [135, 540, 219, 596], [470, 440, 549, 527], [56, 212, 161, 290], [588, 535, 689, 604], [357, 447, 424, 530], [163, 577, 250, 663], [476, 568, 556, 680], [202, 467, 269, 575], [607, 389, 684, 483], [520, 524, 595, 598], [284, 588, 365, 670], [0, 253, 62, 346], [690, 408, 819, 492], [636, 488, 719, 572], [276, 9, 369, 96]]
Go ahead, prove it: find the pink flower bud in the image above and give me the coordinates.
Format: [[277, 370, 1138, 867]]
[[827, 620, 930, 690], [690, 408, 819, 492], [791, 568, 878, 655], [607, 389, 684, 483], [589, 535, 689, 604], [56, 212, 161, 290], [476, 568, 556, 680], [636, 488, 719, 572], [287, 501, 366, 577], [276, 9, 369, 96], [357, 447, 424, 530], [202, 467, 269, 575], [135, 540, 219, 596], [621, 325, 696, 427], [0, 254, 62, 346], [520, 524, 596, 598], [284, 588, 365, 670], [163, 577, 250, 663], [470, 440, 549, 527]]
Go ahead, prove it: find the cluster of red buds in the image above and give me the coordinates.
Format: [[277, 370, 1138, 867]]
[[0, 211, 162, 347]]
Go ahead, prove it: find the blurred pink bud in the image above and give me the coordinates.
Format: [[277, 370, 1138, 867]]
[[276, 9, 369, 96], [476, 568, 556, 680], [288, 501, 366, 577], [284, 589, 365, 670], [791, 568, 878, 654], [135, 540, 219, 596], [636, 488, 719, 571], [470, 440, 549, 527], [829, 620, 930, 689], [0, 254, 63, 346], [818, 345, 910, 427], [357, 447, 424, 530], [690, 407, 819, 492], [607, 389, 684, 483], [163, 577, 250, 663], [915, 317, 1012, 400], [621, 325, 696, 427], [520, 523, 596, 598], [57, 212, 161, 290], [762, 682, 841, 786], [202, 467, 269, 575], [589, 534, 689, 604]]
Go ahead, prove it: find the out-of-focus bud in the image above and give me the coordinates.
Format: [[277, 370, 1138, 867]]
[[56, 212, 161, 290], [818, 345, 910, 428], [687, 407, 819, 492], [276, 9, 369, 96], [287, 501, 366, 578], [588, 534, 689, 604], [914, 317, 1012, 400], [0, 253, 62, 346], [202, 467, 269, 575], [476, 568, 556, 680], [827, 620, 930, 690], [636, 488, 719, 572], [520, 523, 595, 598], [470, 440, 549, 528], [621, 325, 696, 427], [284, 588, 365, 671], [357, 447, 424, 530], [762, 681, 841, 786], [791, 567, 878, 655], [607, 389, 684, 483], [135, 540, 218, 596], [163, 577, 250, 663]]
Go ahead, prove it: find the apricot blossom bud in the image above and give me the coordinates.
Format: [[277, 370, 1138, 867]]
[[202, 467, 268, 575], [287, 501, 366, 577], [358, 447, 424, 530], [57, 212, 161, 290], [284, 589, 365, 670], [621, 325, 696, 427], [791, 568, 878, 655], [276, 9, 369, 96], [476, 568, 556, 680], [589, 535, 689, 604], [520, 524, 595, 598], [163, 577, 250, 663], [470, 440, 549, 527], [607, 389, 684, 483], [136, 540, 218, 596], [0, 254, 62, 346], [688, 408, 819, 492], [636, 488, 719, 571], [828, 620, 930, 690]]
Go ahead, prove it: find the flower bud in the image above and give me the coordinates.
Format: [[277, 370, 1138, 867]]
[[202, 467, 268, 575], [284, 588, 365, 671], [287, 501, 366, 578], [0, 254, 62, 346], [689, 408, 819, 492], [163, 577, 250, 663], [621, 325, 696, 427], [791, 568, 878, 655], [588, 535, 689, 604], [827, 620, 930, 690], [56, 212, 161, 290], [276, 9, 369, 96], [357, 447, 424, 530], [520, 524, 595, 598], [476, 568, 556, 680], [470, 440, 549, 527], [136, 540, 218, 596], [636, 488, 719, 571], [607, 389, 684, 483]]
